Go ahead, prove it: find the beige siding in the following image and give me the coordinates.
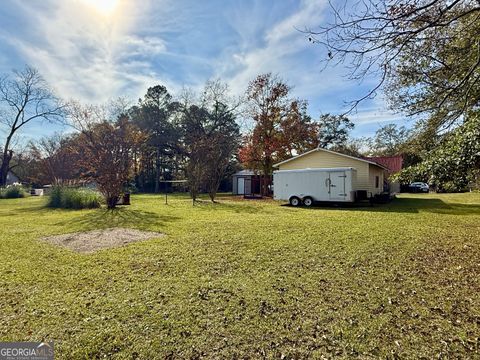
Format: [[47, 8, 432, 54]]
[[277, 149, 385, 195], [368, 164, 384, 195]]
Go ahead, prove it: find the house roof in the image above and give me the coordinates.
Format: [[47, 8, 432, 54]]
[[6, 170, 20, 180], [233, 169, 256, 176], [273, 148, 389, 170], [364, 155, 403, 173]]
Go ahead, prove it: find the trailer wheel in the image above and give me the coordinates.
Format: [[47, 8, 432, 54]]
[[289, 196, 301, 207], [303, 196, 314, 207]]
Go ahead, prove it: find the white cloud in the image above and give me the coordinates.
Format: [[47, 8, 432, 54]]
[[348, 98, 415, 137], [215, 0, 330, 97], [0, 0, 171, 103], [0, 0, 412, 140], [350, 109, 405, 125], [122, 36, 167, 56]]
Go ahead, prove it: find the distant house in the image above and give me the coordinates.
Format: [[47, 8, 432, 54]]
[[5, 171, 20, 185], [274, 148, 388, 196], [364, 155, 403, 193]]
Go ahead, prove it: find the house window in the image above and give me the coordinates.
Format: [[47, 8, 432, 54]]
[[375, 176, 380, 188]]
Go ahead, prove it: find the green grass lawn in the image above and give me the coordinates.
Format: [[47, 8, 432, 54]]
[[1, 193, 479, 358]]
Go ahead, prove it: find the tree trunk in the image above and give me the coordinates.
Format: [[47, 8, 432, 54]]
[[106, 195, 118, 209], [209, 177, 218, 201], [208, 174, 222, 202], [0, 163, 8, 186], [154, 148, 161, 193], [190, 186, 197, 202], [261, 163, 270, 196], [0, 150, 13, 186]]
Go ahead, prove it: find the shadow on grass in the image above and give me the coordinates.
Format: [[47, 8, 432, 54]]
[[55, 207, 179, 230], [190, 198, 263, 214], [282, 197, 480, 215], [0, 204, 51, 216], [389, 197, 480, 215]]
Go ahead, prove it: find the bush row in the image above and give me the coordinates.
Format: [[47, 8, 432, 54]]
[[47, 186, 102, 209], [0, 185, 27, 199]]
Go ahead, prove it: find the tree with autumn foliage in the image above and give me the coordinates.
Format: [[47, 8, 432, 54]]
[[69, 103, 145, 208], [84, 119, 143, 208], [240, 73, 319, 194]]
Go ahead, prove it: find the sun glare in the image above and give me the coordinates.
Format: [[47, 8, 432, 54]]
[[80, 0, 120, 16]]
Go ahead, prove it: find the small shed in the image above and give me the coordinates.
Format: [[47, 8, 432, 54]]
[[232, 170, 255, 195], [232, 170, 272, 196]]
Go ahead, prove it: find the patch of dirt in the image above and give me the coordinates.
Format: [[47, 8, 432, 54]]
[[42, 228, 164, 253]]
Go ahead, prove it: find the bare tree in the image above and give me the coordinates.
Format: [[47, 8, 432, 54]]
[[0, 66, 65, 185], [28, 134, 82, 184], [306, 0, 480, 130], [200, 81, 241, 202], [66, 100, 107, 131]]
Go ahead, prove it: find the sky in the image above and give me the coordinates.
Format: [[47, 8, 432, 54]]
[[0, 0, 412, 143]]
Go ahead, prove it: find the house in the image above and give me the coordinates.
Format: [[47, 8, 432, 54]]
[[364, 155, 403, 193], [232, 170, 271, 196], [273, 148, 388, 197], [5, 171, 20, 185]]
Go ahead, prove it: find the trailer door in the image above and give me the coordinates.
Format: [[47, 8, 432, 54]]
[[328, 171, 347, 200]]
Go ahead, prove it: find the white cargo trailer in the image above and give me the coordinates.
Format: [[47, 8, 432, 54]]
[[273, 167, 358, 206]]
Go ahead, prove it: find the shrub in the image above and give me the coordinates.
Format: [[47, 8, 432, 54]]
[[47, 186, 102, 209], [0, 185, 27, 199], [394, 112, 480, 192]]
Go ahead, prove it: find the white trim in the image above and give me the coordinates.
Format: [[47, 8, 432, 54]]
[[273, 148, 388, 170]]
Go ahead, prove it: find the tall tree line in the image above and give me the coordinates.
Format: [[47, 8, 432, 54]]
[[8, 61, 475, 198], [5, 76, 243, 202], [2, 67, 395, 199], [128, 80, 241, 201]]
